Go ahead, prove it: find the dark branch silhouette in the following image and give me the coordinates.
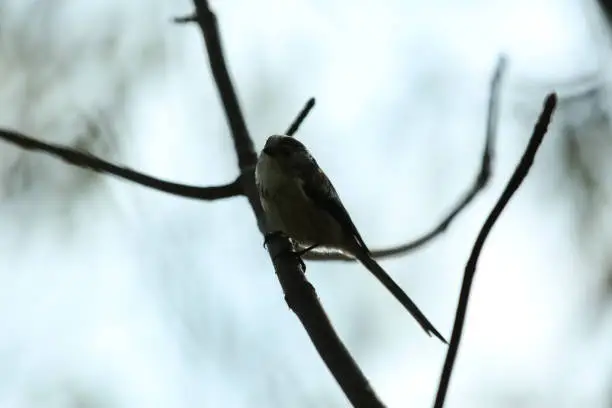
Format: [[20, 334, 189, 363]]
[[177, 1, 385, 406], [175, 0, 255, 170], [433, 93, 558, 408], [266, 233, 385, 407], [304, 56, 507, 262], [0, 129, 242, 200], [286, 98, 316, 136], [0, 95, 319, 201], [595, 0, 612, 35]]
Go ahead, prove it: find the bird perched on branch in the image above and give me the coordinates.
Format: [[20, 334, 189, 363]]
[[255, 134, 446, 343]]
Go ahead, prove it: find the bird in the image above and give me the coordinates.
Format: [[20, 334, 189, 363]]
[[255, 134, 447, 343]]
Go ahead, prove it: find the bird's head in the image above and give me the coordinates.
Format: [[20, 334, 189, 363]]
[[259, 135, 313, 177]]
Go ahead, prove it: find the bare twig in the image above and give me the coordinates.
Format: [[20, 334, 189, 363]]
[[304, 56, 507, 262], [0, 129, 242, 200], [432, 93, 558, 408], [178, 1, 385, 406], [286, 98, 316, 136]]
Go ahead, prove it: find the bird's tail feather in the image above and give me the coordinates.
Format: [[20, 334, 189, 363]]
[[356, 252, 447, 344]]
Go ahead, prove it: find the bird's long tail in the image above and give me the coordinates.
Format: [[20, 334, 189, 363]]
[[356, 252, 447, 344]]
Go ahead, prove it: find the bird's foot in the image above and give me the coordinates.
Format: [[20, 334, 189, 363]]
[[264, 233, 319, 271], [263, 231, 286, 248], [272, 244, 319, 271]]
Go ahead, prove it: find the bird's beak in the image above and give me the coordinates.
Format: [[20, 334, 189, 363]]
[[262, 146, 275, 157]]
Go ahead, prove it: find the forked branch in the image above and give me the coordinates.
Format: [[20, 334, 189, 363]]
[[177, 1, 385, 406], [0, 97, 318, 201]]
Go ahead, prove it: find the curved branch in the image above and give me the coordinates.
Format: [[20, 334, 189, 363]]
[[0, 129, 242, 200], [433, 93, 558, 408], [304, 56, 507, 262]]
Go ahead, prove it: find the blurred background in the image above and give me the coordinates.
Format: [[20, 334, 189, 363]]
[[1, 0, 612, 406]]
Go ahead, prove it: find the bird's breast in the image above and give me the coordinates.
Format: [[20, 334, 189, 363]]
[[256, 160, 344, 247]]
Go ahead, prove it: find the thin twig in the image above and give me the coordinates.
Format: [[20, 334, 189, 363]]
[[175, 0, 256, 170], [179, 1, 385, 406], [432, 93, 558, 408], [0, 129, 243, 200], [286, 98, 316, 136], [303, 56, 507, 262]]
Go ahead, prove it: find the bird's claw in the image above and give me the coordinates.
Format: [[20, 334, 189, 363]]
[[263, 231, 285, 248], [263, 232, 309, 271]]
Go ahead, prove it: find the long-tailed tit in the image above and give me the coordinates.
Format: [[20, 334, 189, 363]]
[[255, 135, 446, 343]]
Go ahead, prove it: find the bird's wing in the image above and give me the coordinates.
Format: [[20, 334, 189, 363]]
[[299, 166, 370, 253]]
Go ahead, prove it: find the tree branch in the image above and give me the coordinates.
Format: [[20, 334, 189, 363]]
[[178, 1, 385, 406], [0, 129, 242, 200], [266, 234, 385, 407], [286, 98, 316, 136], [303, 56, 507, 262], [432, 93, 558, 408], [175, 0, 256, 170]]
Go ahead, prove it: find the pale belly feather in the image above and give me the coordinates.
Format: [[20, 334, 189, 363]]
[[256, 157, 345, 248]]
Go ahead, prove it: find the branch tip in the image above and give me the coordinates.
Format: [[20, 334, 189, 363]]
[[286, 97, 317, 136], [433, 92, 557, 408], [173, 14, 197, 24]]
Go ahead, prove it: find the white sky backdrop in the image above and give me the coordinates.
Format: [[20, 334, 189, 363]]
[[1, 0, 612, 406]]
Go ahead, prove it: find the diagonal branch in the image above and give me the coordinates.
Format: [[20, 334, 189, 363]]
[[286, 98, 316, 136], [175, 0, 256, 170], [178, 1, 385, 406], [433, 93, 558, 408], [266, 233, 385, 407], [304, 56, 507, 262], [0, 129, 242, 200]]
